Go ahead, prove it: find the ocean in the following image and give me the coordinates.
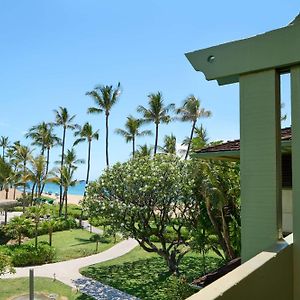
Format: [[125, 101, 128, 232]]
[[23, 181, 86, 196]]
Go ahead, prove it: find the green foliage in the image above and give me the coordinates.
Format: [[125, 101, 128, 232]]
[[2, 242, 56, 267], [81, 246, 222, 300], [0, 252, 15, 275], [84, 155, 202, 274]]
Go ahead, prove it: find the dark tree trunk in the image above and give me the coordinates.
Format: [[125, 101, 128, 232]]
[[64, 189, 68, 220], [49, 231, 52, 246], [35, 221, 38, 249], [86, 141, 91, 186], [132, 136, 135, 157], [185, 120, 196, 160], [41, 147, 50, 195], [105, 113, 109, 167], [59, 127, 66, 217], [154, 123, 159, 155], [205, 199, 231, 260]]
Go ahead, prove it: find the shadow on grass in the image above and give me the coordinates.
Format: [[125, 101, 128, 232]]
[[81, 255, 222, 300]]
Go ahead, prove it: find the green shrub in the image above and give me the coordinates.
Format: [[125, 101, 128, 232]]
[[10, 242, 55, 267]]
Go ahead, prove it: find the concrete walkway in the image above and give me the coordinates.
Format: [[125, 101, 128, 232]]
[[1, 217, 139, 299], [1, 238, 138, 287]]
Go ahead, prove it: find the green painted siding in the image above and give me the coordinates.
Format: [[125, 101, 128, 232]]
[[291, 66, 300, 299], [240, 69, 282, 261]]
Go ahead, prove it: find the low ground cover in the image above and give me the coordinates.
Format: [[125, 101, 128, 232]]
[[80, 245, 222, 300], [0, 277, 92, 300]]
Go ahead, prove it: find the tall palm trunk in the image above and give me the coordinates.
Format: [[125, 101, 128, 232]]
[[59, 127, 66, 216], [105, 112, 109, 167], [64, 188, 68, 220], [185, 120, 197, 160], [132, 136, 135, 157], [154, 123, 159, 155], [86, 141, 91, 186], [22, 161, 27, 213], [41, 146, 50, 195]]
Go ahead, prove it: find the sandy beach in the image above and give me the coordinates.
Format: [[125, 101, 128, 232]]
[[0, 188, 83, 205]]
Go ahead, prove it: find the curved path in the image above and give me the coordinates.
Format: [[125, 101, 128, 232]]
[[1, 214, 139, 298], [1, 238, 138, 287]]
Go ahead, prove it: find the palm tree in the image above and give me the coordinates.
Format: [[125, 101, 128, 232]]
[[53, 148, 83, 216], [15, 145, 32, 211], [0, 157, 15, 199], [115, 116, 152, 157], [5, 216, 31, 245], [135, 144, 153, 157], [28, 155, 47, 200], [27, 205, 47, 249], [0, 136, 9, 161], [176, 95, 211, 160], [159, 134, 176, 155], [137, 92, 174, 155], [74, 123, 99, 188], [25, 122, 48, 155], [42, 219, 57, 246], [26, 122, 60, 189], [181, 124, 209, 154], [86, 82, 121, 167], [53, 107, 78, 213]]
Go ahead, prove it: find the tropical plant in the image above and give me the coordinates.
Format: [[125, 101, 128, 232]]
[[177, 95, 211, 160], [193, 160, 240, 260], [84, 155, 202, 275], [135, 144, 153, 157], [5, 216, 31, 245], [89, 233, 103, 252], [159, 134, 177, 155], [26, 122, 60, 194], [0, 136, 9, 161], [74, 122, 99, 187], [0, 157, 15, 199], [26, 205, 47, 249], [15, 145, 32, 211], [115, 115, 152, 157], [42, 219, 57, 246], [137, 92, 174, 155], [27, 155, 47, 201], [0, 253, 14, 275], [53, 107, 78, 214], [86, 82, 121, 167], [50, 165, 77, 219]]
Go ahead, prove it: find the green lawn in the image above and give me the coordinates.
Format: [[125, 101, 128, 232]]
[[80, 246, 223, 300], [0, 277, 93, 300], [27, 229, 118, 262]]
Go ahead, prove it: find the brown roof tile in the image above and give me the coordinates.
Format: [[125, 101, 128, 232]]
[[196, 127, 291, 154]]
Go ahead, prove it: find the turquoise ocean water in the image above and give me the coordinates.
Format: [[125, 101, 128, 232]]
[[23, 181, 86, 196]]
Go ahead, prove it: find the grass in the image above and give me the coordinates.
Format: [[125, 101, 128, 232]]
[[0, 277, 93, 300], [27, 229, 118, 262], [80, 246, 223, 300]]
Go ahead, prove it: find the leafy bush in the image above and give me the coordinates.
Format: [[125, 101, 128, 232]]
[[9, 242, 55, 267], [25, 216, 78, 238]]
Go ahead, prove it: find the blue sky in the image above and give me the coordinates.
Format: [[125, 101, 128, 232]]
[[0, 1, 297, 180]]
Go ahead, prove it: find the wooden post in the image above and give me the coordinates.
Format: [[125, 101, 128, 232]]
[[29, 268, 34, 300]]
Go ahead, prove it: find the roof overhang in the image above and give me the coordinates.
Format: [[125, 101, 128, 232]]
[[193, 140, 291, 161], [185, 15, 300, 85]]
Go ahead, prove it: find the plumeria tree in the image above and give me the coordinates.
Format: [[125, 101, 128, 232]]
[[84, 155, 202, 275]]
